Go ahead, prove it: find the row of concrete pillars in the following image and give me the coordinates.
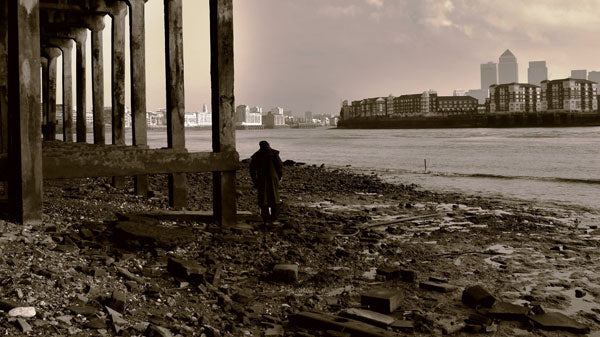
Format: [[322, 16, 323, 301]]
[[0, 0, 237, 226]]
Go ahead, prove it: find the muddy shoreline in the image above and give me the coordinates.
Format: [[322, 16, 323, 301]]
[[0, 161, 599, 336]]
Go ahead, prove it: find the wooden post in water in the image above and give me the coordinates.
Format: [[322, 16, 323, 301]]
[[424, 159, 427, 173]]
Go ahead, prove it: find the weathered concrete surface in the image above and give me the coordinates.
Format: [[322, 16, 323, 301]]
[[110, 3, 126, 188], [0, 146, 239, 180], [210, 0, 237, 226], [47, 38, 74, 142], [74, 29, 87, 142], [165, 0, 187, 208], [91, 27, 105, 144], [128, 0, 149, 196], [0, 0, 7, 154], [7, 0, 43, 224], [41, 48, 61, 141]]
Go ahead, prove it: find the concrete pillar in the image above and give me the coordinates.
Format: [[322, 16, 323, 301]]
[[128, 0, 149, 195], [41, 57, 49, 138], [60, 40, 73, 142], [111, 3, 127, 188], [0, 0, 7, 154], [42, 48, 60, 141], [210, 0, 237, 226], [74, 30, 87, 142], [91, 27, 105, 144], [7, 0, 43, 224], [164, 0, 187, 208]]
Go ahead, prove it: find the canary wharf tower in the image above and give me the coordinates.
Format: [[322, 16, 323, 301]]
[[498, 49, 518, 84]]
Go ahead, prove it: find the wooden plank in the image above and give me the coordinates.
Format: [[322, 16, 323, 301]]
[[0, 148, 239, 180], [164, 0, 187, 208], [210, 0, 237, 226], [7, 0, 43, 224]]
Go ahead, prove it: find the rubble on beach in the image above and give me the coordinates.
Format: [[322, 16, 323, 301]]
[[0, 161, 599, 336]]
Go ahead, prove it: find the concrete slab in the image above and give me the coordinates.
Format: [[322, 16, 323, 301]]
[[361, 289, 402, 314], [340, 308, 395, 327]]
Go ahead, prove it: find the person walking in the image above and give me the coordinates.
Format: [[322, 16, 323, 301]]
[[249, 140, 283, 226]]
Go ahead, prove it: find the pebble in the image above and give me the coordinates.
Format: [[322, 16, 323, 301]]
[[8, 307, 36, 318]]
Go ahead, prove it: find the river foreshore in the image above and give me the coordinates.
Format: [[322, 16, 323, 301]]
[[0, 161, 599, 336]]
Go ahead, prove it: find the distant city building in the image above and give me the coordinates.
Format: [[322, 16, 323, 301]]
[[498, 49, 518, 84], [271, 107, 284, 115], [541, 78, 597, 112], [250, 106, 262, 114], [480, 61, 497, 90], [235, 104, 262, 126], [304, 111, 313, 122], [588, 71, 600, 84], [437, 96, 478, 115], [571, 69, 587, 80], [453, 89, 467, 96], [263, 111, 285, 128], [489, 83, 541, 113], [283, 110, 293, 116], [148, 110, 166, 127], [527, 61, 548, 86], [466, 89, 488, 104]]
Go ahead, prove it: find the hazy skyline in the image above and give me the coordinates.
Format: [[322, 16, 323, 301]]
[[55, 0, 600, 116]]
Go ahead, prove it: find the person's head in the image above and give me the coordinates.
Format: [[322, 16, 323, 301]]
[[259, 140, 270, 149]]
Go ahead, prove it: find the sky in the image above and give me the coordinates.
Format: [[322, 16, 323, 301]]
[[56, 0, 600, 116]]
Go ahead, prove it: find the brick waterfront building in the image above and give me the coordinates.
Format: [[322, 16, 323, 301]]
[[540, 78, 597, 113], [489, 83, 541, 113]]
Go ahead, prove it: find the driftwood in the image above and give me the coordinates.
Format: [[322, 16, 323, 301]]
[[362, 213, 440, 229]]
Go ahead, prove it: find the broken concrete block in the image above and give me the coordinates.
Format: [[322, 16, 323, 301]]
[[167, 257, 206, 283], [146, 324, 173, 337], [106, 290, 126, 313], [390, 320, 414, 332], [16, 318, 32, 333], [8, 306, 36, 318], [400, 270, 417, 283], [68, 304, 98, 316], [529, 312, 589, 334], [488, 302, 530, 321], [376, 267, 400, 280], [360, 288, 402, 313], [462, 285, 496, 309], [290, 311, 398, 337], [272, 264, 298, 283], [530, 302, 546, 315], [340, 308, 395, 327], [419, 281, 457, 293]]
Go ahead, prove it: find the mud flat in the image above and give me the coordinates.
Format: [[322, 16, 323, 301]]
[[0, 161, 598, 336]]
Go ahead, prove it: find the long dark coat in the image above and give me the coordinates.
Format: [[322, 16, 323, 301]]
[[249, 147, 283, 207]]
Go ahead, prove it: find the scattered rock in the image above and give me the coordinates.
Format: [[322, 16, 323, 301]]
[[145, 325, 173, 337], [529, 312, 590, 334], [167, 257, 206, 283], [8, 307, 36, 318], [16, 318, 32, 333], [575, 289, 586, 298], [272, 264, 298, 283], [419, 281, 457, 293], [462, 285, 496, 308]]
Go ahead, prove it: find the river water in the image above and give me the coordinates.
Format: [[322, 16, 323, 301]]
[[138, 127, 599, 211]]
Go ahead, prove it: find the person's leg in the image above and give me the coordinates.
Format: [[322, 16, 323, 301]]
[[260, 206, 270, 225], [270, 202, 280, 222]]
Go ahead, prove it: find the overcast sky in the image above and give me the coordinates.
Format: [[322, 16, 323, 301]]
[[57, 0, 600, 116]]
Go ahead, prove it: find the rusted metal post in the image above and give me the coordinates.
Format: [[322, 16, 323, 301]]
[[42, 48, 60, 141], [60, 40, 73, 142], [111, 3, 127, 188], [91, 27, 105, 144], [129, 0, 149, 195], [74, 30, 87, 142], [164, 0, 187, 208], [0, 0, 7, 154], [7, 0, 43, 224], [210, 0, 237, 226]]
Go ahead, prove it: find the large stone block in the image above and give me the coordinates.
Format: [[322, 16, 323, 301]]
[[462, 285, 495, 309], [360, 289, 402, 314], [272, 264, 298, 283]]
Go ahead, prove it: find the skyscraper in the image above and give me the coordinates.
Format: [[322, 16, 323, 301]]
[[571, 69, 587, 80], [480, 62, 497, 90], [588, 71, 600, 84], [528, 61, 547, 86], [498, 49, 518, 84]]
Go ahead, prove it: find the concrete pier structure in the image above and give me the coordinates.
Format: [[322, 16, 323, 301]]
[[0, 0, 239, 226]]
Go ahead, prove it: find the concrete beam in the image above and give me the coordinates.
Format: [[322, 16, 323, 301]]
[[0, 147, 240, 180], [7, 0, 43, 224], [210, 0, 237, 226]]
